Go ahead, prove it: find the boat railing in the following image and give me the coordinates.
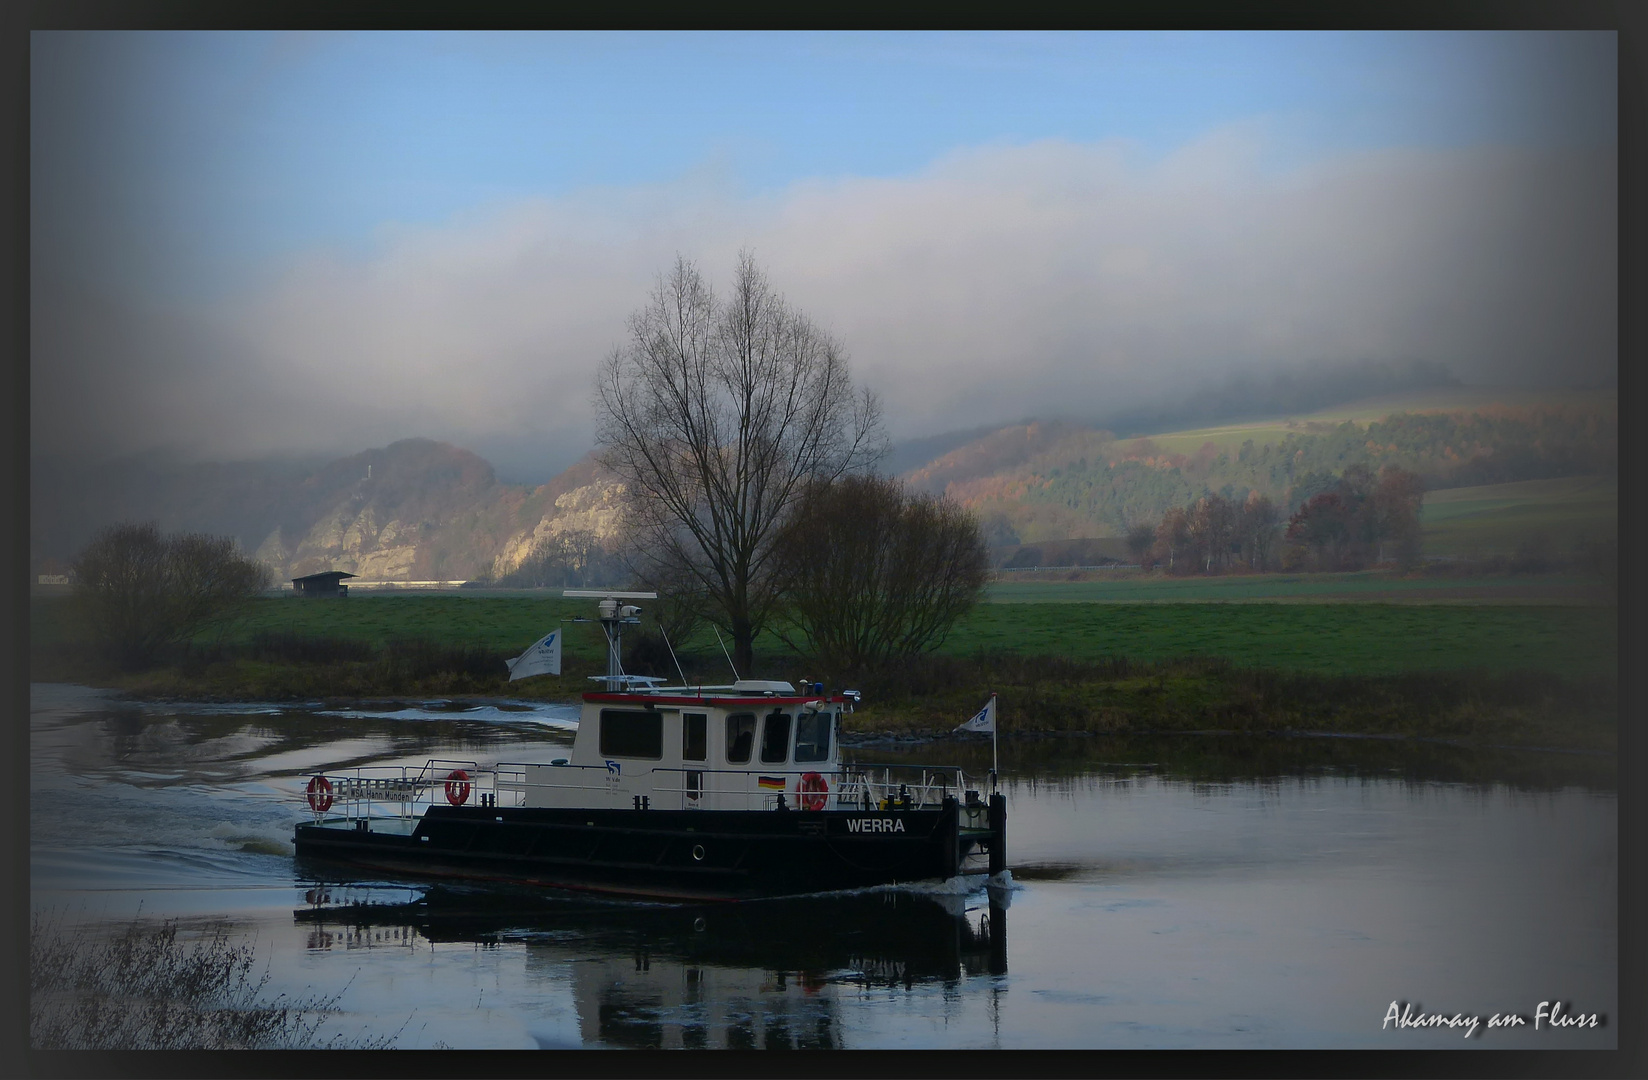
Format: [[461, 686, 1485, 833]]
[[493, 761, 610, 806], [643, 764, 970, 812], [835, 763, 972, 813], [646, 768, 834, 812], [492, 763, 811, 812], [306, 759, 979, 817], [487, 761, 975, 812], [305, 759, 485, 821]]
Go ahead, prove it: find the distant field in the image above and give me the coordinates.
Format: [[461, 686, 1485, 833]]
[[1420, 475, 1617, 556], [942, 602, 1616, 682], [1121, 386, 1616, 458], [986, 569, 1612, 605]]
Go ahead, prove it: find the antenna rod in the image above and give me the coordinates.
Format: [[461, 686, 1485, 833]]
[[712, 626, 741, 682], [601, 621, 624, 690], [658, 622, 691, 690]]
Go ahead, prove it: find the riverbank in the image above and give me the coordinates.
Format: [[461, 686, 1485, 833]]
[[843, 652, 1616, 756], [31, 590, 1617, 755], [28, 648, 1616, 757]]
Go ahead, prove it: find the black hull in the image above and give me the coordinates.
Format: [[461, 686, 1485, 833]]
[[293, 883, 1008, 982], [294, 800, 998, 901]]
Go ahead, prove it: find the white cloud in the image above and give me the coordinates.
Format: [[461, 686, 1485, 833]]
[[32, 127, 1616, 477]]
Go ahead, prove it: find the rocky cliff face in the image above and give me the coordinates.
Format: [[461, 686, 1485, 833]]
[[485, 456, 629, 580], [33, 439, 629, 583]]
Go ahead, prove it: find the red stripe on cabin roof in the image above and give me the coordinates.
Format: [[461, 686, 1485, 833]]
[[582, 694, 849, 707]]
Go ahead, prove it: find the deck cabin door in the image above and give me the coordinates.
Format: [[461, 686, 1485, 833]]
[[682, 712, 707, 808]]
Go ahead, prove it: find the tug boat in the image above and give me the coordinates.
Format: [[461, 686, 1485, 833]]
[[293, 594, 1006, 902]]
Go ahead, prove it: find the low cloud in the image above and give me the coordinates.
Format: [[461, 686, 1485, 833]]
[[32, 128, 1617, 481]]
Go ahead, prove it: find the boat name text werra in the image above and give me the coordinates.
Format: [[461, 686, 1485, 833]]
[[846, 818, 907, 833]]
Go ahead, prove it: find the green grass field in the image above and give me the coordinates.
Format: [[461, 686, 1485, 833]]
[[986, 570, 1610, 604], [1419, 475, 1617, 556], [940, 602, 1615, 683], [35, 582, 1614, 686]]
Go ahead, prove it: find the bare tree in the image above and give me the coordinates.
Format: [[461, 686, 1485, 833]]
[[1369, 466, 1425, 567], [1238, 491, 1280, 570], [1153, 506, 1191, 574], [621, 539, 710, 651], [772, 475, 988, 679], [1189, 494, 1237, 573], [71, 523, 273, 669], [595, 254, 883, 672]]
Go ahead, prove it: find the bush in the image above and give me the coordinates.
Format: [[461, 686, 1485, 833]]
[[71, 523, 272, 669], [377, 638, 503, 687], [772, 474, 989, 680], [244, 630, 377, 665]]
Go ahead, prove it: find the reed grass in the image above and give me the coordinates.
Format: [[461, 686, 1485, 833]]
[[29, 909, 397, 1050]]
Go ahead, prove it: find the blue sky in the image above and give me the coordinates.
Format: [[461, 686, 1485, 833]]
[[31, 31, 1618, 477], [34, 30, 1616, 296]]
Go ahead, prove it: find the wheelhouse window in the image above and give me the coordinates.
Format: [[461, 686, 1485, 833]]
[[793, 709, 832, 763], [760, 710, 792, 765], [683, 713, 707, 762], [725, 713, 756, 764], [599, 710, 663, 759]]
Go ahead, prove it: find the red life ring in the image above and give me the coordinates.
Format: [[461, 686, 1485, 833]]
[[798, 772, 828, 811], [444, 769, 471, 806], [306, 775, 334, 813]]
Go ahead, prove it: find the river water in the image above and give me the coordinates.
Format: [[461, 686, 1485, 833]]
[[29, 682, 1617, 1050]]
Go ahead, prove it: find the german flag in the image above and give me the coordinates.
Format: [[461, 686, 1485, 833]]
[[757, 776, 786, 791]]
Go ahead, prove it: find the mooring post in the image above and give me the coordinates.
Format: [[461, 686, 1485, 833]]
[[988, 895, 1008, 976], [941, 794, 961, 879], [987, 791, 1006, 877]]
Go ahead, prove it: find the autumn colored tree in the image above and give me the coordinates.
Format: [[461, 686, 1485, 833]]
[[1188, 494, 1237, 573], [1369, 466, 1425, 567], [1285, 492, 1355, 570], [1152, 506, 1193, 574], [1238, 492, 1281, 570]]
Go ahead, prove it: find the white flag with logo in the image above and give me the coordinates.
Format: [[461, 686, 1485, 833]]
[[955, 695, 996, 734], [506, 628, 561, 681]]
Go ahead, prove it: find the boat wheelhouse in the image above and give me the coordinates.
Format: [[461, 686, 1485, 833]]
[[504, 680, 921, 813], [294, 594, 1006, 901]]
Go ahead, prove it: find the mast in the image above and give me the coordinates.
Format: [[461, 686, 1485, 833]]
[[563, 590, 657, 691]]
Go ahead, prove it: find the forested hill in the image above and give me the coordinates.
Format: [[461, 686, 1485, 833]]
[[904, 396, 1616, 545], [31, 392, 1616, 578]]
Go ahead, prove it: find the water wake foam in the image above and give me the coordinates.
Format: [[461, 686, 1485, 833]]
[[314, 703, 580, 728]]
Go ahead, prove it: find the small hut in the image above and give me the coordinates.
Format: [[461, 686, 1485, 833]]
[[292, 570, 356, 598]]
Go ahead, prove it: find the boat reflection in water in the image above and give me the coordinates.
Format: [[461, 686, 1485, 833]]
[[295, 878, 1008, 1049]]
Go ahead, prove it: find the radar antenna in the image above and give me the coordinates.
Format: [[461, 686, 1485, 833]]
[[563, 590, 658, 691]]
